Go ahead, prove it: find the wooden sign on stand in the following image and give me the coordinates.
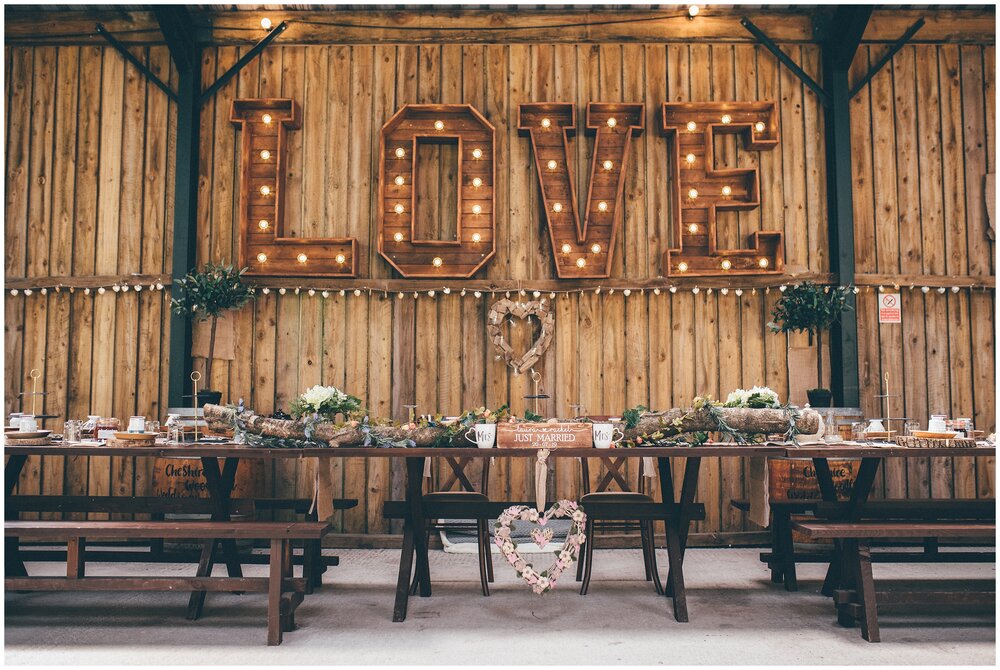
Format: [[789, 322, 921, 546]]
[[496, 422, 592, 449]]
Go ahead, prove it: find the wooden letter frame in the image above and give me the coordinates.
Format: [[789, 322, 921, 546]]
[[231, 98, 358, 278]]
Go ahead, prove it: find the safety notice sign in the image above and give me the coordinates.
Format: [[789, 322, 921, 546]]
[[878, 292, 901, 324]]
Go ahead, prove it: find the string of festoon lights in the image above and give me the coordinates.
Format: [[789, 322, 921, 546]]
[[6, 281, 993, 300]]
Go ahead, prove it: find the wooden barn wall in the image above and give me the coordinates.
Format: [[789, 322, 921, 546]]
[[849, 43, 996, 503], [4, 36, 995, 538]]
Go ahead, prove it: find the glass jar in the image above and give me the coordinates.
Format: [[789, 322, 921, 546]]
[[81, 415, 100, 440], [64, 420, 82, 443], [96, 417, 121, 441], [165, 414, 181, 443]]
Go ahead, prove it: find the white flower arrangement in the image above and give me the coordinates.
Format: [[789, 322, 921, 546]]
[[723, 386, 780, 409], [289, 384, 362, 420]]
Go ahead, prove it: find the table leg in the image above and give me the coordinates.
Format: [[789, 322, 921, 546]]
[[405, 457, 432, 597], [186, 456, 243, 619], [5, 455, 28, 577], [658, 456, 701, 622], [392, 516, 417, 622]]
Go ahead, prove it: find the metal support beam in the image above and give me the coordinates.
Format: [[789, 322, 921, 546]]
[[849, 19, 925, 98], [822, 16, 868, 407], [824, 6, 874, 70], [96, 23, 178, 102], [153, 6, 198, 75], [740, 17, 829, 107], [199, 21, 288, 105], [167, 49, 202, 407]]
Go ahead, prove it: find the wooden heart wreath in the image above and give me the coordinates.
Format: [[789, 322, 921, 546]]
[[493, 501, 587, 594], [486, 298, 554, 374]]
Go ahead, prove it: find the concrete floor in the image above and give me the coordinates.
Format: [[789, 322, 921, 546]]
[[5, 547, 995, 665]]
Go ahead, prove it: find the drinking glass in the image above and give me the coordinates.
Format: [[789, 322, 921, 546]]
[[63, 420, 81, 443], [851, 422, 867, 442], [145, 420, 161, 435], [904, 420, 920, 437]]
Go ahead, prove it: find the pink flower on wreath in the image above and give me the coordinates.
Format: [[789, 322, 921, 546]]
[[537, 576, 550, 590], [495, 526, 511, 539], [526, 509, 540, 522], [513, 559, 527, 572], [572, 510, 585, 523]]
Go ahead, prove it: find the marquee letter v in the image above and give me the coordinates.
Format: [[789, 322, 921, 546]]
[[518, 103, 643, 278]]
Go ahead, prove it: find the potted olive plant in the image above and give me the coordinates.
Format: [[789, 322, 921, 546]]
[[768, 282, 852, 407], [170, 263, 255, 406]]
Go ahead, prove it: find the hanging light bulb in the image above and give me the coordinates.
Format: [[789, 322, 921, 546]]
[[393, 232, 405, 242], [590, 243, 602, 254], [721, 114, 732, 124], [394, 175, 405, 186], [597, 201, 608, 212], [308, 289, 315, 297], [432, 257, 443, 267], [262, 113, 272, 125], [354, 289, 362, 297], [434, 120, 445, 131], [653, 287, 661, 295], [688, 5, 700, 19], [322, 290, 330, 298], [260, 17, 272, 30], [258, 219, 269, 230]]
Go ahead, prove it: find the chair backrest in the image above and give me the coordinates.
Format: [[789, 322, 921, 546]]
[[436, 456, 491, 495], [580, 456, 646, 495]]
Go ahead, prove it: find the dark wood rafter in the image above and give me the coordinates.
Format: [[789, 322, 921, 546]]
[[95, 23, 178, 102], [378, 104, 497, 278], [660, 102, 783, 277], [232, 99, 358, 278], [518, 102, 644, 279]]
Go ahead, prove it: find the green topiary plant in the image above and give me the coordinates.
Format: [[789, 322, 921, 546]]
[[170, 264, 255, 402], [767, 282, 852, 405]]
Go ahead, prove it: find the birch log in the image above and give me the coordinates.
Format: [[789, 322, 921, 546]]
[[204, 404, 820, 447]]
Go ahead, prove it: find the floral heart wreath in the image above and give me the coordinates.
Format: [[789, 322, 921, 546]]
[[493, 500, 587, 594]]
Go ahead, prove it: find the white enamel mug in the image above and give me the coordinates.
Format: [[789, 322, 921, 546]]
[[18, 415, 38, 432], [465, 423, 497, 449], [592, 422, 624, 449], [128, 415, 147, 433]]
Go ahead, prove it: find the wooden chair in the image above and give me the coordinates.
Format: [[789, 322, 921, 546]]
[[410, 456, 494, 596], [576, 456, 663, 595]]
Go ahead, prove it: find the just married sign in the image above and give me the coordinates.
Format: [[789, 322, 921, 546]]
[[496, 422, 592, 449]]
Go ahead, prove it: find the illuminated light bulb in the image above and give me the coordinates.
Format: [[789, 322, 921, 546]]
[[590, 243, 602, 254], [260, 185, 271, 196], [472, 177, 483, 188], [258, 219, 269, 230], [394, 147, 406, 158], [758, 257, 770, 269], [688, 223, 699, 234], [576, 258, 586, 268], [547, 160, 558, 170], [677, 261, 689, 272], [597, 201, 608, 212], [541, 118, 551, 128], [257, 253, 268, 263], [686, 121, 697, 132], [721, 185, 733, 196], [259, 149, 271, 160], [653, 287, 661, 295], [472, 148, 483, 159], [561, 243, 572, 254], [688, 5, 700, 18], [471, 232, 482, 243], [552, 202, 563, 213], [685, 153, 696, 165], [434, 120, 445, 131], [432, 257, 443, 268], [393, 232, 404, 242], [297, 253, 308, 263], [721, 114, 732, 124], [261, 17, 272, 30], [335, 254, 346, 264], [471, 204, 482, 214], [606, 117, 617, 128], [394, 175, 405, 186], [721, 259, 732, 270], [394, 203, 405, 214], [603, 160, 613, 171], [262, 113, 272, 125], [688, 188, 698, 199], [754, 121, 766, 133]]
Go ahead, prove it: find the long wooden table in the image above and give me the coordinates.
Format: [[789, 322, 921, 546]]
[[5, 442, 994, 624]]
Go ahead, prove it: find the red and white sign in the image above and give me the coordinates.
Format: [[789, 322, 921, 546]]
[[878, 292, 901, 324]]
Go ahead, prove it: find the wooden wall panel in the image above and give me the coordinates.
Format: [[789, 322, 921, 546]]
[[4, 28, 995, 540]]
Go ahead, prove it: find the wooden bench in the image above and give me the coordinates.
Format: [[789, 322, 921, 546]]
[[731, 498, 995, 591], [791, 520, 996, 642], [5, 520, 332, 646]]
